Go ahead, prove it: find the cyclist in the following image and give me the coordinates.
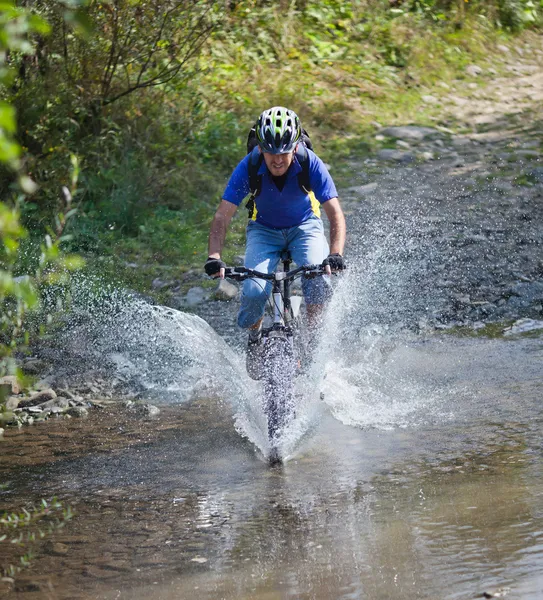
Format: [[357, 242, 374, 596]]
[[205, 106, 346, 376]]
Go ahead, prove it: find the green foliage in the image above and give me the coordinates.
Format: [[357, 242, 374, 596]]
[[0, 0, 541, 301], [495, 0, 542, 29], [0, 3, 84, 377], [0, 498, 73, 578]]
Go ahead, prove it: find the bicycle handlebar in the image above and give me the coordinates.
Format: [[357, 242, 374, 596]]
[[224, 264, 326, 282]]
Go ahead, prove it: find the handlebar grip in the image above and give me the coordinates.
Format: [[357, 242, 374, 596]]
[[224, 266, 249, 280]]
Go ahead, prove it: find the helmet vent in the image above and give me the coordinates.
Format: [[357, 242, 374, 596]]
[[256, 106, 301, 154]]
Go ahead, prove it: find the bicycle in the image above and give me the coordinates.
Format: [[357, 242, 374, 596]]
[[224, 252, 326, 465]]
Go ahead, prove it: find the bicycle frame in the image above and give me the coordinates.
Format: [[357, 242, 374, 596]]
[[224, 256, 325, 463], [225, 255, 323, 334]]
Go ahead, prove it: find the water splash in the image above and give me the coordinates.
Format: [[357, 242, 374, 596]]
[[43, 215, 452, 460]]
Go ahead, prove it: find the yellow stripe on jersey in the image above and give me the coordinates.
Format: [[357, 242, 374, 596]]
[[309, 190, 321, 218]]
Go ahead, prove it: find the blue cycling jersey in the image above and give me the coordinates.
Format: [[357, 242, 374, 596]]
[[222, 149, 338, 229]]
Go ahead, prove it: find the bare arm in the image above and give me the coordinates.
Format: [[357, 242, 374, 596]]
[[208, 199, 238, 258], [322, 197, 346, 255]]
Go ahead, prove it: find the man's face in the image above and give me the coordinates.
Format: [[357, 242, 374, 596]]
[[262, 149, 295, 177]]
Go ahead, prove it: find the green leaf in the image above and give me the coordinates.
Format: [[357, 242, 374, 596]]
[[0, 102, 16, 133]]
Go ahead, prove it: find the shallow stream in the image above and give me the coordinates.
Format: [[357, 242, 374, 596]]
[[2, 323, 543, 599]]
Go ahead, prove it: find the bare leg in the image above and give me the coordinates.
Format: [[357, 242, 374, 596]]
[[248, 317, 263, 340]]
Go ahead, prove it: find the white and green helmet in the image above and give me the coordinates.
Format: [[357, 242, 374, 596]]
[[256, 106, 302, 154]]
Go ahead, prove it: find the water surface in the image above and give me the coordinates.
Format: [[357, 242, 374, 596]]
[[2, 335, 543, 600]]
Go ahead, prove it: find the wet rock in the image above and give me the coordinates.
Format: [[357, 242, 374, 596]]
[[22, 358, 46, 375], [0, 375, 21, 395], [127, 402, 160, 417], [18, 389, 57, 408], [14, 581, 43, 593], [419, 151, 435, 162], [38, 397, 70, 411], [212, 279, 238, 301], [88, 399, 114, 408], [0, 411, 18, 426], [55, 388, 77, 400], [77, 382, 100, 395], [34, 376, 55, 391], [5, 396, 21, 410], [377, 149, 415, 163], [379, 126, 440, 142], [66, 406, 89, 417], [45, 541, 69, 556]]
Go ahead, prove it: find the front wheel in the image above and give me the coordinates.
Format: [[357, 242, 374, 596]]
[[262, 336, 296, 446]]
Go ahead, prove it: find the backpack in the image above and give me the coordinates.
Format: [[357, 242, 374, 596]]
[[245, 125, 314, 220]]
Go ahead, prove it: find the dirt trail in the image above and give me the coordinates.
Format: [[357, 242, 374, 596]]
[[333, 47, 543, 332]]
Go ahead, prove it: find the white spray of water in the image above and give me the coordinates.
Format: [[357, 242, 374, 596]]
[[50, 216, 451, 460]]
